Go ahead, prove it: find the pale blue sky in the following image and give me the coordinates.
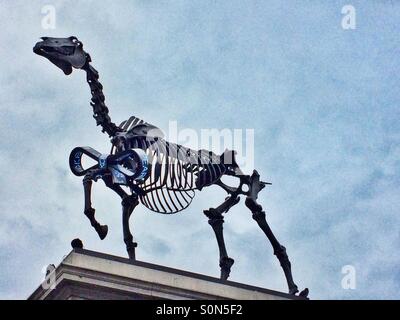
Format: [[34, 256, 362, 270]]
[[0, 0, 399, 299]]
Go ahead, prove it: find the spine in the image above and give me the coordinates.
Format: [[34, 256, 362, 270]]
[[83, 62, 121, 137]]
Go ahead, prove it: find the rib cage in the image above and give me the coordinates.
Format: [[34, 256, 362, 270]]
[[112, 116, 227, 214]]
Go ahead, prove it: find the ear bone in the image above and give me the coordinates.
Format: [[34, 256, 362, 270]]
[[69, 36, 79, 43], [70, 36, 83, 48]]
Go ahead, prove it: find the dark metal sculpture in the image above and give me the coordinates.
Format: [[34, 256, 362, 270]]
[[33, 36, 308, 297]]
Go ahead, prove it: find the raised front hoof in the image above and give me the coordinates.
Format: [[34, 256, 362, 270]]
[[96, 225, 108, 240], [219, 257, 235, 281]]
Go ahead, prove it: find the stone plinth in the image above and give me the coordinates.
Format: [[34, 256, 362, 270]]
[[28, 249, 300, 300]]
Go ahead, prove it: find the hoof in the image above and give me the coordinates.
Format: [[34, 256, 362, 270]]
[[299, 288, 309, 299], [127, 249, 136, 260], [97, 225, 108, 240], [126, 242, 138, 260], [220, 257, 235, 281]]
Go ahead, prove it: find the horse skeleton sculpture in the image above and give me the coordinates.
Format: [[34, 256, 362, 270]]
[[34, 37, 308, 297]]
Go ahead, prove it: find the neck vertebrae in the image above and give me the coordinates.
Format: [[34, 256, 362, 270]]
[[83, 62, 121, 137]]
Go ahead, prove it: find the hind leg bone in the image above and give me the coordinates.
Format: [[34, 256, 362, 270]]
[[204, 195, 240, 280], [245, 170, 299, 295]]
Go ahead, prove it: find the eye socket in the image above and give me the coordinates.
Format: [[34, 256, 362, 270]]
[[72, 39, 82, 47], [69, 36, 80, 45]]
